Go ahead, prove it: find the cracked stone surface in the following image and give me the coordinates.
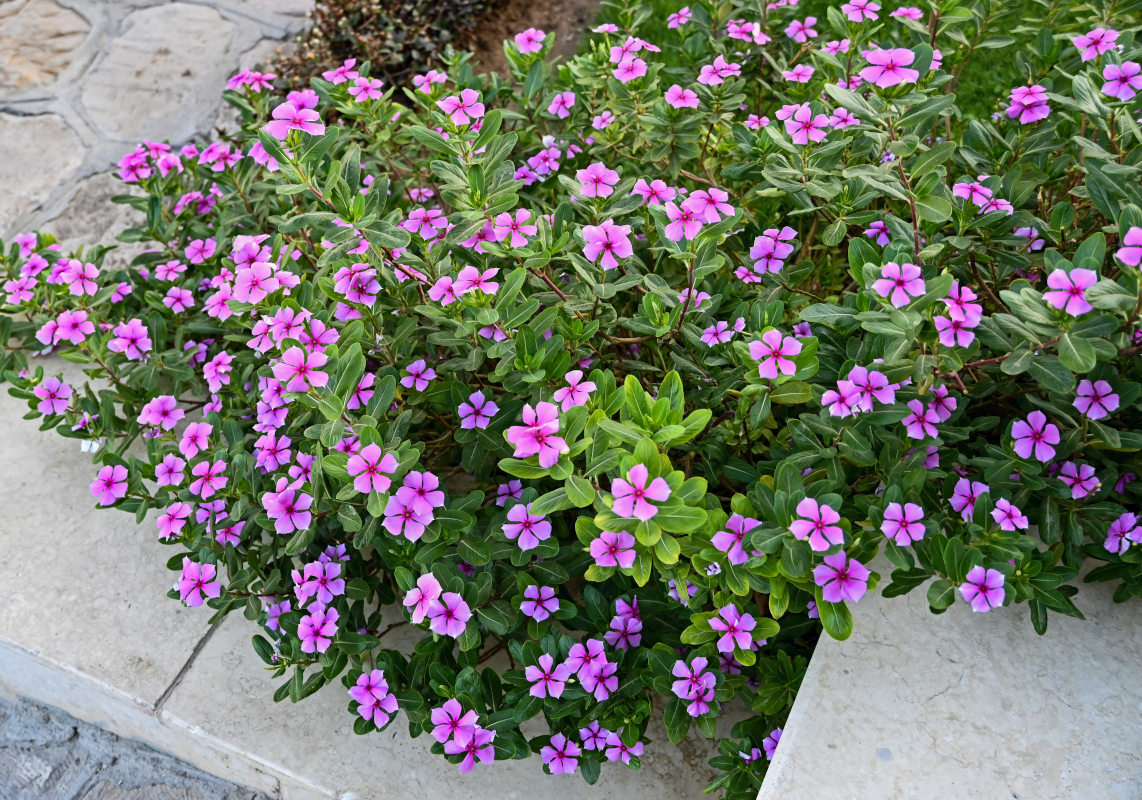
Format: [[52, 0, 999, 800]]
[[0, 0, 92, 91], [0, 112, 85, 226], [757, 564, 1142, 800], [0, 696, 268, 800]]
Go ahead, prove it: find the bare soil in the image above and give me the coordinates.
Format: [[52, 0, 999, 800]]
[[465, 0, 603, 76]]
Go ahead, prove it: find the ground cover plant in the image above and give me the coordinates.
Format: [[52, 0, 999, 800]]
[[3, 0, 1142, 795]]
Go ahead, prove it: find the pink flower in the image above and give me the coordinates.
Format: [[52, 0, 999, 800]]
[[614, 57, 648, 82], [496, 480, 523, 506], [663, 201, 703, 241], [437, 89, 485, 125], [138, 395, 184, 430], [859, 48, 919, 88], [541, 733, 581, 775], [949, 478, 989, 520], [348, 669, 398, 726], [400, 359, 436, 391], [520, 584, 559, 621], [1005, 85, 1050, 124], [667, 7, 691, 27], [709, 604, 756, 653], [505, 402, 567, 467], [1011, 410, 1060, 462], [783, 64, 815, 82], [547, 91, 575, 118], [263, 101, 325, 139], [632, 178, 676, 205], [1073, 379, 1119, 420], [322, 58, 358, 84], [891, 6, 923, 20], [577, 162, 620, 198], [108, 318, 152, 359], [590, 530, 637, 568], [428, 592, 471, 637], [514, 27, 546, 53], [1102, 62, 1142, 101], [382, 494, 432, 541], [1043, 268, 1096, 316], [665, 84, 699, 109], [865, 220, 890, 245], [812, 551, 870, 603], [492, 208, 537, 248], [784, 104, 830, 145], [763, 728, 782, 759], [347, 444, 399, 494], [784, 17, 817, 42], [881, 502, 925, 545], [298, 606, 339, 653], [841, 0, 880, 21], [611, 464, 671, 520], [683, 188, 734, 223], [189, 459, 228, 499], [790, 498, 844, 551], [553, 370, 596, 410], [33, 376, 72, 415], [403, 573, 443, 624], [1073, 28, 1118, 61], [179, 422, 212, 459], [458, 391, 498, 429], [749, 329, 802, 379], [935, 315, 976, 348], [582, 219, 633, 269], [90, 464, 128, 506], [1116, 227, 1142, 268], [872, 261, 926, 307], [1058, 461, 1100, 499], [712, 513, 760, 564], [959, 566, 1005, 612], [526, 653, 572, 698], [1105, 513, 1142, 554], [503, 502, 552, 550], [349, 76, 384, 102], [991, 498, 1029, 531], [581, 659, 619, 701], [272, 346, 329, 393], [431, 698, 477, 745], [178, 558, 221, 607], [697, 55, 740, 85], [445, 726, 495, 774]]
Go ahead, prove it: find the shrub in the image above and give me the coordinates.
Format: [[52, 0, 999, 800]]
[[3, 0, 1142, 795]]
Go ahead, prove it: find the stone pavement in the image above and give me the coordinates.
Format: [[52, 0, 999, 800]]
[[0, 0, 313, 241], [0, 695, 269, 800]]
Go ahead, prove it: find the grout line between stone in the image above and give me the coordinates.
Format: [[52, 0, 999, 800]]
[[154, 618, 222, 713]]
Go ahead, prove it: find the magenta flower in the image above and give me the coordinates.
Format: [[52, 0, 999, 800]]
[[179, 422, 212, 460], [1116, 227, 1142, 268], [959, 566, 1005, 612], [701, 318, 746, 346], [859, 48, 919, 88], [671, 657, 716, 717], [178, 558, 221, 607], [298, 606, 339, 653], [189, 459, 228, 499], [349, 76, 384, 102], [347, 444, 399, 494], [33, 376, 72, 415], [749, 329, 802, 379], [547, 91, 575, 118], [382, 494, 433, 541], [1073, 27, 1118, 61], [711, 513, 760, 565], [525, 653, 572, 698], [582, 219, 633, 270], [493, 208, 537, 248], [553, 369, 596, 410], [580, 659, 619, 701], [458, 391, 498, 429], [1105, 513, 1142, 554], [880, 502, 925, 545], [665, 84, 699, 109], [271, 347, 329, 393], [784, 104, 829, 145], [404, 572, 443, 624], [1073, 379, 1119, 420], [873, 261, 926, 307], [321, 58, 358, 83], [90, 464, 128, 506], [784, 17, 817, 42], [1011, 411, 1060, 462], [107, 318, 152, 360], [541, 733, 581, 775], [789, 498, 844, 551], [580, 721, 611, 751], [263, 101, 325, 139], [841, 0, 880, 21], [902, 399, 940, 439], [709, 604, 756, 653], [1005, 85, 1050, 124], [813, 551, 870, 603], [505, 401, 567, 467], [155, 454, 186, 487], [783, 64, 815, 83], [396, 471, 445, 517], [428, 592, 471, 638], [437, 88, 485, 125], [991, 498, 1029, 531], [138, 395, 184, 430], [684, 188, 734, 224], [935, 315, 976, 348], [520, 584, 560, 621], [632, 177, 676, 205], [663, 201, 703, 241], [1103, 62, 1142, 101], [348, 669, 398, 725], [262, 477, 314, 534], [514, 27, 546, 54], [611, 464, 671, 521], [293, 561, 346, 606], [444, 726, 495, 774], [865, 220, 890, 245], [603, 731, 643, 764], [1059, 461, 1100, 499], [157, 501, 192, 539], [949, 477, 989, 520], [891, 6, 923, 19], [590, 529, 637, 568], [565, 638, 606, 675], [431, 698, 477, 745], [400, 358, 436, 391], [763, 728, 782, 760], [613, 57, 648, 83], [1043, 268, 1096, 316], [503, 502, 552, 550], [496, 480, 523, 507], [577, 162, 620, 198]]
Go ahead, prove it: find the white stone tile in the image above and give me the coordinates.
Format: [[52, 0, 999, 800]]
[[758, 572, 1142, 800]]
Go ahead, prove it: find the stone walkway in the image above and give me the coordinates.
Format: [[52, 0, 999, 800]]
[[0, 695, 268, 800], [0, 0, 313, 242]]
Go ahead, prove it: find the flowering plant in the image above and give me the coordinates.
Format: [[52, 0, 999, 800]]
[[3, 0, 1142, 795]]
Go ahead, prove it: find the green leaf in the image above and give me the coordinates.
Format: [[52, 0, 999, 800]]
[[651, 504, 707, 533], [663, 698, 692, 743], [1056, 334, 1096, 373], [927, 579, 956, 611], [530, 488, 570, 516], [818, 599, 853, 640], [565, 475, 595, 507]]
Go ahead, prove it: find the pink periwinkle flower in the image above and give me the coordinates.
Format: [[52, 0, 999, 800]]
[[790, 498, 844, 552], [445, 725, 495, 774], [959, 566, 1005, 612], [1073, 379, 1119, 420], [991, 498, 1029, 531], [349, 669, 398, 726], [710, 604, 756, 653], [1073, 28, 1118, 61], [763, 728, 782, 760], [603, 730, 643, 764], [582, 219, 633, 270], [437, 89, 485, 125], [577, 162, 620, 198], [404, 572, 443, 624], [749, 329, 802, 379], [520, 584, 560, 622], [347, 443, 399, 494], [553, 370, 597, 411], [541, 733, 581, 775], [138, 395, 184, 430], [813, 551, 870, 603], [1116, 227, 1142, 268], [667, 7, 691, 27], [1043, 268, 1097, 316], [1105, 513, 1142, 554], [400, 359, 436, 391], [665, 84, 699, 109], [503, 502, 552, 551], [262, 477, 313, 534], [881, 502, 925, 545], [271, 346, 329, 392], [784, 104, 830, 145], [671, 656, 716, 717], [949, 477, 989, 520], [263, 101, 326, 139], [1011, 410, 1061, 462], [1059, 461, 1100, 499], [428, 592, 472, 638], [785, 17, 817, 42], [349, 76, 384, 102], [860, 48, 919, 88], [902, 399, 940, 440], [298, 606, 339, 653], [515, 27, 546, 53], [458, 391, 499, 429], [547, 91, 576, 118], [178, 558, 221, 607], [712, 513, 761, 564], [611, 464, 671, 521], [1102, 62, 1142, 101], [1005, 85, 1050, 124], [590, 529, 637, 568], [33, 376, 72, 415], [526, 653, 572, 698], [841, 0, 880, 21], [873, 261, 926, 307], [90, 464, 128, 506], [505, 401, 567, 467]]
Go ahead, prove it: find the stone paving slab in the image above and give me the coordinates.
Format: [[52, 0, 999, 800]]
[[757, 568, 1142, 800]]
